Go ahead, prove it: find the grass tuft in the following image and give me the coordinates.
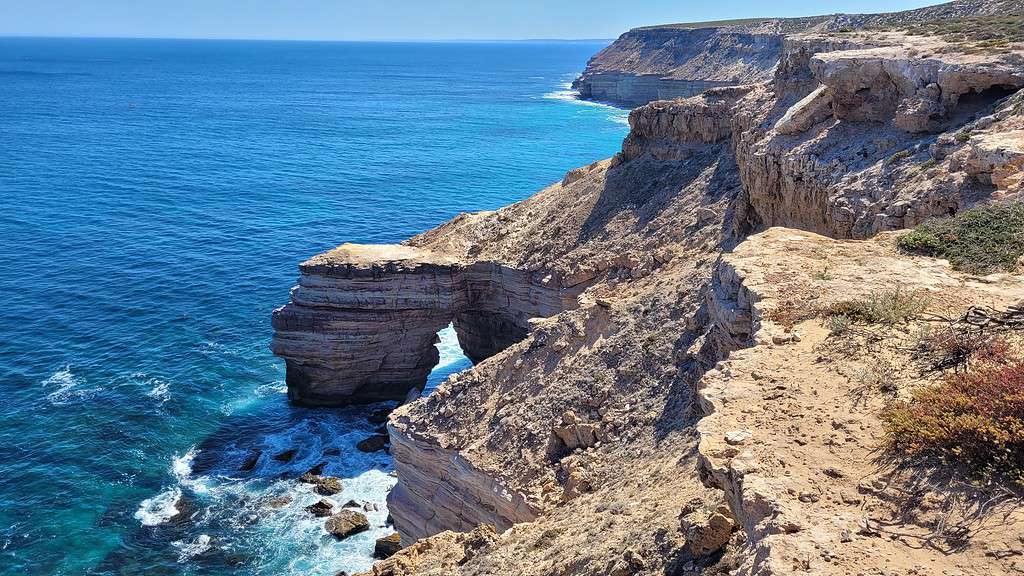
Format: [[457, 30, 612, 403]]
[[828, 287, 930, 325], [897, 202, 1024, 275]]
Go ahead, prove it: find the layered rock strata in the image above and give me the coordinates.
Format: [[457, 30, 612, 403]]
[[270, 8, 1024, 575], [271, 244, 578, 406], [573, 0, 1024, 108], [733, 32, 1024, 238]]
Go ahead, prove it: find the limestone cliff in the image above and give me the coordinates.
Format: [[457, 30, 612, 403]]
[[270, 7, 1024, 575]]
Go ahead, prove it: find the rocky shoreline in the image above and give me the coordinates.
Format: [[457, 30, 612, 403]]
[[271, 1, 1024, 573]]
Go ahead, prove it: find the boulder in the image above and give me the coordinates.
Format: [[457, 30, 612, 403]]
[[374, 533, 402, 559], [356, 434, 390, 453], [305, 498, 335, 518], [681, 504, 736, 557], [315, 477, 343, 496], [325, 510, 370, 540]]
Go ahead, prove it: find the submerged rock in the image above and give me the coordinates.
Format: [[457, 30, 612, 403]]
[[272, 449, 298, 463], [367, 408, 392, 425], [356, 434, 389, 453], [325, 510, 370, 540], [239, 450, 261, 472]]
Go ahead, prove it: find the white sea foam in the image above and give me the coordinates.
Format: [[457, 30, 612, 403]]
[[42, 366, 99, 405], [175, 534, 211, 562], [145, 378, 171, 403], [540, 82, 630, 125], [134, 487, 182, 526], [434, 324, 467, 370], [172, 447, 197, 481], [134, 447, 201, 526]]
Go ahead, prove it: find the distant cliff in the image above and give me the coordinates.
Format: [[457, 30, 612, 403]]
[[573, 0, 1024, 107]]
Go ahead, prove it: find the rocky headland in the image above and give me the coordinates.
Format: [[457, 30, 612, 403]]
[[271, 2, 1024, 574]]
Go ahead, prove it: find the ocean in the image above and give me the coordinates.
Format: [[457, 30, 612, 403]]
[[0, 38, 627, 575]]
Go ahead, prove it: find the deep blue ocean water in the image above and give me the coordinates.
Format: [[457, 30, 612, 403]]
[[0, 38, 627, 575]]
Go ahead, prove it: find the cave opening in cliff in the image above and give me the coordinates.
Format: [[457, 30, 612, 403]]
[[956, 84, 1019, 119]]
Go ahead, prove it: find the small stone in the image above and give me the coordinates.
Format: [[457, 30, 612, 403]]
[[840, 529, 853, 542], [374, 533, 402, 559], [725, 429, 752, 445], [798, 490, 820, 503], [325, 510, 370, 540], [363, 502, 378, 512]]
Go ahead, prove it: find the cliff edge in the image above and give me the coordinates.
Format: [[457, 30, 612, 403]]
[[270, 7, 1024, 575]]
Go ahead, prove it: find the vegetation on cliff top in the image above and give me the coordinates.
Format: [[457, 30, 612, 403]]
[[897, 201, 1024, 275], [883, 339, 1024, 488], [883, 15, 1024, 51]]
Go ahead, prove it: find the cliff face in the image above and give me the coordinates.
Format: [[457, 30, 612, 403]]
[[270, 245, 578, 406], [270, 9, 1024, 576], [572, 0, 1024, 108]]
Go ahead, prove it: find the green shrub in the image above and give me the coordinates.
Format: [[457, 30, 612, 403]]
[[825, 314, 852, 335], [887, 149, 912, 165], [829, 287, 930, 325], [883, 346, 1024, 487], [897, 202, 1024, 275]]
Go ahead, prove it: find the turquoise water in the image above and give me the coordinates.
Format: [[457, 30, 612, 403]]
[[0, 38, 627, 575]]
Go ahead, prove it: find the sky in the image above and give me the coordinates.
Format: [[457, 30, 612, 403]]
[[0, 0, 942, 41]]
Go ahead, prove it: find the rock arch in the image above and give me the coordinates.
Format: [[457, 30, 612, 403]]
[[270, 243, 577, 406]]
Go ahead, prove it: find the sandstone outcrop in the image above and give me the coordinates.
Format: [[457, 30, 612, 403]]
[[698, 228, 1024, 575], [271, 5, 1024, 575], [270, 244, 579, 405], [733, 32, 1024, 238], [325, 510, 370, 540]]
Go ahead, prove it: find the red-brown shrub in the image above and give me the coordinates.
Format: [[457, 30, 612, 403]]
[[883, 346, 1024, 487]]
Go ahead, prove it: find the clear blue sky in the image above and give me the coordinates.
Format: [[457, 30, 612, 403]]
[[0, 0, 941, 41]]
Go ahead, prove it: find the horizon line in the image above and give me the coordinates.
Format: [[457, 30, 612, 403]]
[[0, 33, 617, 44]]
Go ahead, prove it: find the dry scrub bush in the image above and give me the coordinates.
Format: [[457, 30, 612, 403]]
[[883, 342, 1024, 488], [828, 287, 931, 325]]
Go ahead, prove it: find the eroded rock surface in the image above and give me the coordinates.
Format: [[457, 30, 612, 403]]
[[271, 6, 1024, 575], [572, 0, 1023, 107], [699, 228, 1024, 575], [271, 245, 578, 405]]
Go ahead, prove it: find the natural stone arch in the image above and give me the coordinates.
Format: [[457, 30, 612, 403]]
[[270, 244, 578, 406]]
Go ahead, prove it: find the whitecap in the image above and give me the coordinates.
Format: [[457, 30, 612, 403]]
[[175, 533, 211, 563], [539, 81, 630, 125], [145, 378, 170, 403], [172, 447, 198, 481], [134, 486, 181, 526]]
